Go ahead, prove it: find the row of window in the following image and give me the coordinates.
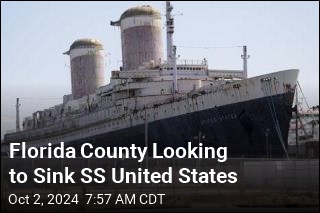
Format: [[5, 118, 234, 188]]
[[161, 67, 205, 71]]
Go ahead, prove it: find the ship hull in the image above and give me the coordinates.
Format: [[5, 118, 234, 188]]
[[45, 92, 294, 158]]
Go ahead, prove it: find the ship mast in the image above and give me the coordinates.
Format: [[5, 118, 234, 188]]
[[241, 45, 249, 78], [16, 98, 20, 132], [166, 1, 178, 94], [295, 88, 299, 158]]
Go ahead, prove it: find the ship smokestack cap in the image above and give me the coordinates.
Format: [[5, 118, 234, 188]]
[[64, 38, 103, 55], [120, 5, 161, 20]]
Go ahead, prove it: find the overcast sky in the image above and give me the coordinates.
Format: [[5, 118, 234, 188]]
[[1, 1, 319, 139]]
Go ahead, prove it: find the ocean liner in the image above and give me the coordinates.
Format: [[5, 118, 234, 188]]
[[2, 2, 299, 158]]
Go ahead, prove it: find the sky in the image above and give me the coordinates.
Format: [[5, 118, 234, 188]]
[[1, 1, 319, 139]]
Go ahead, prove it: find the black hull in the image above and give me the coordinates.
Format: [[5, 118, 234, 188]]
[[48, 91, 294, 158]]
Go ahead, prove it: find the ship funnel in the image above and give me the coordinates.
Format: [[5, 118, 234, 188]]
[[64, 38, 106, 99], [111, 5, 164, 71]]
